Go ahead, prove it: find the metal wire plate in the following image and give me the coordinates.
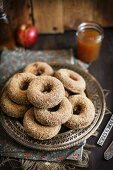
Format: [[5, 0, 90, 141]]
[[0, 63, 106, 151]]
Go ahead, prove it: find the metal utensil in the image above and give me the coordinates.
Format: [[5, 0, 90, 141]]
[[97, 114, 113, 146], [104, 141, 113, 160]]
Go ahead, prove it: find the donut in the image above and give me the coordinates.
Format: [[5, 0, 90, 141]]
[[0, 90, 29, 118], [7, 72, 36, 105], [23, 108, 61, 140], [34, 97, 73, 126], [24, 61, 54, 76], [27, 76, 65, 108], [55, 69, 86, 93], [65, 95, 95, 129]]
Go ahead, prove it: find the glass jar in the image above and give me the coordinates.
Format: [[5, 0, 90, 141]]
[[76, 22, 104, 63]]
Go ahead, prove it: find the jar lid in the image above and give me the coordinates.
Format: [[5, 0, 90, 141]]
[[76, 22, 104, 41]]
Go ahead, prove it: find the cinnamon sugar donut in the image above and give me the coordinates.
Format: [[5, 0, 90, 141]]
[[23, 108, 61, 140], [65, 95, 95, 129], [55, 69, 86, 93], [7, 73, 36, 105], [0, 90, 29, 118], [24, 61, 54, 76], [27, 76, 65, 108], [34, 97, 72, 126]]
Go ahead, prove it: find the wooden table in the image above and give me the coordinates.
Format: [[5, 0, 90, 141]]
[[31, 28, 113, 170], [1, 28, 113, 170], [86, 28, 113, 170]]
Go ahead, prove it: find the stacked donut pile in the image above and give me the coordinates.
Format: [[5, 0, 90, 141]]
[[0, 62, 95, 140]]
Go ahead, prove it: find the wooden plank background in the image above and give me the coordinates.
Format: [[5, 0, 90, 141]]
[[63, 0, 93, 30], [3, 0, 113, 33], [32, 0, 63, 33], [3, 0, 32, 31]]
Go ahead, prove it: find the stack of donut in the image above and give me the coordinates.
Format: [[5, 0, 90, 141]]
[[0, 61, 95, 140]]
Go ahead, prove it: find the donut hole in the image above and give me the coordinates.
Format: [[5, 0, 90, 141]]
[[84, 90, 88, 97], [20, 80, 30, 90], [48, 103, 60, 112], [73, 105, 82, 115], [60, 125, 70, 133], [67, 90, 75, 96], [33, 63, 37, 67], [70, 74, 78, 81], [36, 69, 44, 76], [42, 84, 52, 93]]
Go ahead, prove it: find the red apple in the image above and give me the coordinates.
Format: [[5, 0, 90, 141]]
[[17, 24, 39, 48]]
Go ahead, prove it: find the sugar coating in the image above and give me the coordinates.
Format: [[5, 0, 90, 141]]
[[23, 108, 61, 140], [65, 95, 95, 129], [55, 69, 86, 93], [24, 61, 54, 76], [0, 89, 29, 118], [7, 72, 36, 105], [27, 76, 65, 108], [34, 97, 73, 126]]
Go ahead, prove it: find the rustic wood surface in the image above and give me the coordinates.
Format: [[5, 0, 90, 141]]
[[63, 0, 113, 30], [32, 28, 113, 170], [32, 0, 113, 32], [87, 28, 113, 170], [63, 0, 93, 30], [32, 0, 63, 33], [3, 0, 113, 33], [3, 0, 32, 30]]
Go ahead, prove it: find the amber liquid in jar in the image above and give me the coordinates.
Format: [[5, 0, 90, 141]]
[[76, 23, 104, 63]]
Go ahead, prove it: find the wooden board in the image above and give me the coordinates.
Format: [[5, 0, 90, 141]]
[[33, 0, 113, 33], [92, 0, 113, 27], [32, 0, 63, 33], [3, 0, 113, 33], [3, 0, 32, 31], [63, 0, 93, 30]]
